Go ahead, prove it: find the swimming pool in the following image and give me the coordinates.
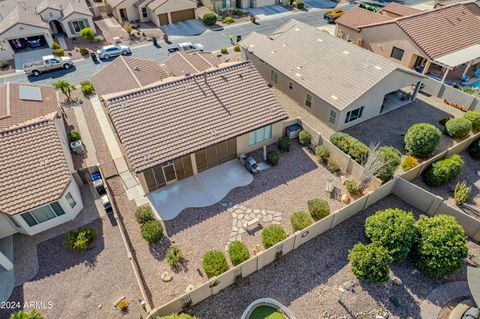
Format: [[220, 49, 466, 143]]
[[465, 80, 480, 88]]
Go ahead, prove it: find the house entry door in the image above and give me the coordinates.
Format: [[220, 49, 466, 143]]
[[162, 163, 177, 184]]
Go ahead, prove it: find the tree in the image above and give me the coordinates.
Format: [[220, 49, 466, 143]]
[[365, 208, 417, 262], [10, 309, 44, 319], [80, 27, 95, 41], [414, 214, 468, 277], [348, 242, 392, 283], [53, 80, 76, 102]]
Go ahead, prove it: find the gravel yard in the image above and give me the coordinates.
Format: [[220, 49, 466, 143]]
[[190, 195, 480, 319], [110, 141, 353, 308]]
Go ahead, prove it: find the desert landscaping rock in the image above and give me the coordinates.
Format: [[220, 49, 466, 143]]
[[161, 271, 173, 282]]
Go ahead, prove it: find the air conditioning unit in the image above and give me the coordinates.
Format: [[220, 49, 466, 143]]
[[70, 140, 85, 154], [286, 123, 302, 139]]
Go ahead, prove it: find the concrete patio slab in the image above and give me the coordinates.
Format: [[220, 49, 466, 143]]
[[149, 160, 253, 220]]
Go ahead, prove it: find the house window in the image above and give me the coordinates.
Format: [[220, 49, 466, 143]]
[[305, 94, 312, 107], [289, 82, 293, 90], [329, 110, 337, 124], [21, 202, 66, 227], [72, 20, 87, 33], [142, 7, 148, 18], [248, 125, 272, 146], [65, 192, 76, 208], [270, 70, 278, 84], [390, 47, 404, 61], [345, 106, 364, 124]]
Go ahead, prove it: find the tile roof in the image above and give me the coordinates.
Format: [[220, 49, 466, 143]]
[[147, 0, 196, 10], [0, 83, 71, 215], [164, 52, 221, 76], [105, 0, 127, 8], [104, 61, 288, 172], [242, 20, 424, 111], [91, 56, 169, 97], [335, 7, 393, 30], [0, 7, 49, 34], [380, 2, 423, 16], [61, 1, 93, 19]]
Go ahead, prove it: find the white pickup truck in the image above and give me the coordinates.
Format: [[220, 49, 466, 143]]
[[23, 55, 73, 76]]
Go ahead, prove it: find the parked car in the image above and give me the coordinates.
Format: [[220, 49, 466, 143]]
[[323, 8, 345, 23], [244, 156, 258, 174], [96, 44, 131, 59], [27, 38, 42, 48], [23, 55, 73, 76], [169, 42, 204, 54], [357, 2, 380, 11]]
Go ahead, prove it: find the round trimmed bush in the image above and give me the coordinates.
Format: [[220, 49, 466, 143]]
[[365, 208, 417, 262], [348, 242, 392, 283], [233, 45, 241, 52], [290, 211, 313, 231], [261, 225, 287, 249], [202, 250, 229, 278], [278, 136, 292, 152], [414, 215, 468, 277], [423, 154, 464, 186], [65, 227, 96, 251], [299, 130, 311, 145], [316, 145, 330, 163], [202, 12, 217, 26], [401, 155, 418, 171], [375, 146, 402, 183], [141, 220, 163, 244], [445, 118, 472, 139], [330, 132, 369, 164], [79, 47, 89, 55], [307, 198, 330, 221], [267, 150, 280, 166], [468, 139, 480, 159], [157, 313, 198, 319], [220, 48, 228, 54], [345, 179, 359, 195], [135, 205, 154, 224], [228, 240, 250, 266], [404, 123, 441, 158], [464, 111, 480, 132], [327, 157, 339, 173], [222, 16, 234, 24], [80, 80, 95, 96], [68, 130, 81, 142]]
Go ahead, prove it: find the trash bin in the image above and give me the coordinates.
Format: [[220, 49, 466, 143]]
[[163, 34, 169, 42], [237, 35, 242, 43], [152, 36, 158, 46]]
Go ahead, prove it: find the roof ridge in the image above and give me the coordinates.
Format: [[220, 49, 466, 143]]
[[194, 52, 214, 68], [122, 56, 143, 87], [178, 52, 200, 73], [0, 117, 52, 136]]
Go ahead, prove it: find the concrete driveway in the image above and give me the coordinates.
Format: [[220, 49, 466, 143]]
[[148, 160, 253, 220], [14, 48, 52, 70], [303, 0, 337, 9], [247, 5, 291, 20], [162, 19, 207, 37]]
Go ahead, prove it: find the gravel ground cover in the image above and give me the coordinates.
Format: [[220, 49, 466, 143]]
[[1, 217, 141, 319], [413, 151, 480, 216], [109, 141, 352, 308], [191, 195, 480, 319]]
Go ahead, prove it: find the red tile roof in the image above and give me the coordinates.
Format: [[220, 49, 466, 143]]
[[335, 7, 393, 30], [381, 2, 423, 17]]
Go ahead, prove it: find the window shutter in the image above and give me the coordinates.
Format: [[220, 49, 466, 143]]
[[84, 19, 90, 28], [67, 21, 75, 34]]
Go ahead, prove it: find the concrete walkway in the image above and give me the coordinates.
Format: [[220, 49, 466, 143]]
[[418, 281, 470, 319], [0, 236, 14, 303], [72, 104, 99, 167]]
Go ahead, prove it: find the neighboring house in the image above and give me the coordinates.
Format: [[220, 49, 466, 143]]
[[241, 20, 425, 131], [0, 0, 96, 61], [335, 3, 480, 82], [0, 83, 83, 243], [200, 0, 288, 12], [106, 0, 198, 25], [93, 59, 287, 194]]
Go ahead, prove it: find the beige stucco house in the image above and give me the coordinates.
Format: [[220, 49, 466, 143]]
[[106, 0, 198, 25], [241, 20, 425, 131], [335, 2, 480, 83], [0, 0, 96, 61], [200, 0, 288, 11]]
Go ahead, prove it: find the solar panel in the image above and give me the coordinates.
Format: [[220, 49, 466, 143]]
[[19, 85, 42, 101]]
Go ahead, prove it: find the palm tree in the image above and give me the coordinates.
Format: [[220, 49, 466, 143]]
[[53, 80, 76, 102]]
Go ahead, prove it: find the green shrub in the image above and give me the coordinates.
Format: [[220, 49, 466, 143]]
[[345, 179, 359, 195], [233, 45, 241, 52], [327, 157, 339, 173], [423, 154, 464, 186], [261, 225, 287, 249], [468, 139, 480, 159], [202, 250, 229, 278], [166, 245, 185, 268], [365, 208, 417, 262], [68, 130, 81, 142], [414, 215, 468, 277], [454, 180, 471, 205], [51, 42, 61, 50], [330, 132, 369, 164], [228, 240, 250, 266], [316, 145, 330, 163], [79, 47, 89, 55], [203, 12, 217, 26], [220, 48, 228, 54], [296, 1, 305, 8], [298, 130, 311, 145], [445, 118, 472, 139], [267, 150, 280, 166], [53, 48, 64, 56], [401, 155, 418, 171], [439, 116, 452, 126], [464, 111, 480, 132], [10, 309, 44, 319], [0, 60, 9, 69], [308, 199, 330, 221], [348, 242, 392, 283], [222, 16, 234, 24], [404, 123, 441, 158], [65, 227, 96, 251], [290, 211, 313, 231], [135, 205, 154, 224], [80, 27, 95, 40], [80, 80, 95, 96], [375, 146, 402, 183], [141, 220, 163, 244], [234, 9, 244, 15], [156, 314, 197, 319], [94, 35, 104, 42], [278, 136, 292, 152]]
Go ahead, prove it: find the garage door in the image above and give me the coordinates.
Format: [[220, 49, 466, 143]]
[[158, 13, 169, 25], [171, 9, 195, 23], [8, 35, 48, 53]]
